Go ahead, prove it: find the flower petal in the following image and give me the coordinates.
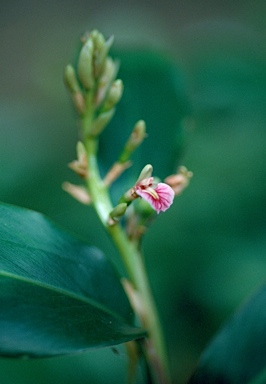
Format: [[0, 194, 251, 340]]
[[153, 183, 175, 212], [136, 182, 174, 213]]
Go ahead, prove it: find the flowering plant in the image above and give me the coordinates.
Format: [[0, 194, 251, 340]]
[[0, 29, 192, 384], [1, 29, 265, 384], [62, 30, 192, 383]]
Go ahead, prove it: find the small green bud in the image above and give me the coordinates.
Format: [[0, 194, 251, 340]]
[[95, 35, 114, 78], [103, 79, 123, 110], [78, 38, 94, 90], [87, 30, 115, 79], [90, 108, 115, 136], [68, 141, 88, 178], [131, 120, 146, 144], [64, 65, 85, 113], [136, 164, 153, 184], [119, 120, 146, 163], [64, 64, 81, 94], [90, 30, 105, 49], [95, 58, 119, 107], [72, 93, 85, 114], [90, 30, 108, 78], [76, 141, 86, 159], [109, 203, 127, 223]]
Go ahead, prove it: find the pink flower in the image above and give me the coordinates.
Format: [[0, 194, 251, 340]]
[[134, 177, 174, 213]]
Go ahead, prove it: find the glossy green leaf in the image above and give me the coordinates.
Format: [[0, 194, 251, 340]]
[[188, 284, 266, 384], [0, 203, 145, 357]]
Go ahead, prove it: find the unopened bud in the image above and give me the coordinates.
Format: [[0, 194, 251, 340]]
[[64, 65, 81, 94], [78, 38, 94, 90], [68, 141, 88, 178], [108, 203, 127, 225], [136, 164, 153, 184], [90, 29, 105, 50], [72, 92, 85, 114], [95, 58, 119, 107], [64, 65, 85, 113], [119, 120, 146, 163], [164, 166, 193, 196], [90, 108, 115, 136], [91, 30, 114, 79], [77, 141, 86, 158], [131, 120, 146, 144], [103, 79, 123, 110]]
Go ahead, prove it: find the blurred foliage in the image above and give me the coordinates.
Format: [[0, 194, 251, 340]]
[[1, 2, 266, 384], [189, 284, 266, 383]]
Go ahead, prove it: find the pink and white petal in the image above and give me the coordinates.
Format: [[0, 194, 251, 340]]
[[135, 188, 160, 211], [154, 183, 175, 212], [135, 188, 156, 204], [136, 183, 174, 213]]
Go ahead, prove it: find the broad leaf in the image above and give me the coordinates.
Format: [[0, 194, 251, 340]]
[[188, 284, 266, 384], [0, 203, 145, 357]]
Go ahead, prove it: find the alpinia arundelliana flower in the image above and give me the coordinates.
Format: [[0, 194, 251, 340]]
[[133, 177, 174, 214]]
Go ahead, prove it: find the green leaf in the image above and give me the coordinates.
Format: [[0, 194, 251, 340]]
[[0, 203, 145, 357], [188, 284, 266, 384]]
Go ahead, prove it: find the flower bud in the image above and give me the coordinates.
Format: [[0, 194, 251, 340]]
[[131, 120, 146, 145], [103, 79, 123, 111], [68, 141, 88, 178], [90, 108, 115, 136], [95, 58, 119, 107], [76, 141, 86, 158], [64, 65, 85, 113], [91, 30, 114, 79], [119, 120, 146, 163], [108, 203, 127, 225], [110, 203, 127, 219], [64, 64, 81, 94], [90, 29, 105, 50], [136, 164, 153, 184], [164, 166, 193, 196], [78, 37, 94, 90]]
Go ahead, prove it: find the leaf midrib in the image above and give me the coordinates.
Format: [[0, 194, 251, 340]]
[[0, 270, 129, 324]]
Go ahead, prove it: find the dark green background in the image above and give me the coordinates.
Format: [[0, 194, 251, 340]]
[[1, 1, 266, 383]]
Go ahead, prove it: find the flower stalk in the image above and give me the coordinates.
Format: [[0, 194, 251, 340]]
[[64, 29, 192, 383], [83, 133, 171, 384]]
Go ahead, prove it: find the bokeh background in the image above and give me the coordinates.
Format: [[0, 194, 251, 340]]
[[1, 1, 266, 383]]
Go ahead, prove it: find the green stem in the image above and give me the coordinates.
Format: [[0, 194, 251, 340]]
[[110, 225, 171, 384], [84, 136, 171, 384]]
